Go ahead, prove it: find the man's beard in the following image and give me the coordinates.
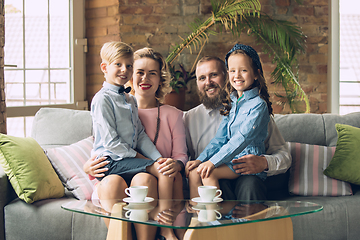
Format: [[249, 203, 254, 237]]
[[197, 83, 225, 110]]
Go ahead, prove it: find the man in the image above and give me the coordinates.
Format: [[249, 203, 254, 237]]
[[184, 56, 291, 200]]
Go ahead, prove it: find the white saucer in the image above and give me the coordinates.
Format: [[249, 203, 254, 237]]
[[191, 197, 223, 204], [192, 204, 222, 211], [123, 197, 154, 204], [123, 204, 154, 211]]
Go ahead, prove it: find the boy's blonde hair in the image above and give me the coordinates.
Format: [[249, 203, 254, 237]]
[[100, 41, 133, 63], [128, 47, 172, 103]]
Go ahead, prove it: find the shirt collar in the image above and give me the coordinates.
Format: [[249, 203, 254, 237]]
[[208, 107, 219, 117], [202, 104, 221, 117], [230, 87, 259, 102], [102, 81, 124, 94]]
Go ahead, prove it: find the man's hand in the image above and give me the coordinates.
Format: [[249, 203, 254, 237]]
[[231, 203, 267, 219], [197, 161, 215, 179], [83, 155, 110, 178], [185, 160, 201, 177], [232, 155, 268, 175]]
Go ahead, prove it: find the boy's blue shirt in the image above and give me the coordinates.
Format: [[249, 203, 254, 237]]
[[91, 81, 162, 161], [197, 87, 270, 168]]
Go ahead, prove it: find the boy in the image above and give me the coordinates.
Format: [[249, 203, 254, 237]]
[[91, 41, 166, 184]]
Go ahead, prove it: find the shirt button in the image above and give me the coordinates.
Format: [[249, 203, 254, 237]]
[[253, 126, 256, 129]]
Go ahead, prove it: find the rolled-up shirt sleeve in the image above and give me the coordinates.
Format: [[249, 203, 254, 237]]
[[263, 117, 292, 176]]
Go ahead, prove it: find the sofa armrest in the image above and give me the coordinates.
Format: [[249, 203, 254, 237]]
[[0, 165, 17, 240]]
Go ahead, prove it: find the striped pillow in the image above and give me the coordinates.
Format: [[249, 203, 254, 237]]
[[287, 142, 352, 196], [46, 136, 98, 200]]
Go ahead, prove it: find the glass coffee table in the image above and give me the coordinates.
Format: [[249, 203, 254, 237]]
[[62, 199, 322, 240]]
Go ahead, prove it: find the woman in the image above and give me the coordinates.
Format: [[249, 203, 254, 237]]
[[84, 47, 188, 240]]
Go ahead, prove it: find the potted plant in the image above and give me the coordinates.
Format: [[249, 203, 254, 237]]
[[168, 64, 195, 93], [164, 64, 196, 110], [165, 0, 309, 113]]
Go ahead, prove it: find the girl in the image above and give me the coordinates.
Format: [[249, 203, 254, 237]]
[[186, 43, 273, 198]]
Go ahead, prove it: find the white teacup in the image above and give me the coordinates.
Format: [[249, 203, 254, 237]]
[[198, 186, 222, 202], [198, 209, 222, 222], [125, 186, 148, 202], [125, 209, 148, 221]]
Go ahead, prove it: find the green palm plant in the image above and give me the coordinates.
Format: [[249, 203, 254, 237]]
[[165, 0, 309, 113]]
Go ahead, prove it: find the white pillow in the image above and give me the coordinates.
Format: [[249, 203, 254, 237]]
[[46, 136, 98, 200]]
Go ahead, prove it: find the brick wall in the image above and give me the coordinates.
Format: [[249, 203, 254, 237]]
[[0, 0, 6, 134], [85, 0, 329, 113], [85, 0, 122, 101]]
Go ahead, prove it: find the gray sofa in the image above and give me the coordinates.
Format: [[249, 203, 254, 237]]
[[1, 107, 360, 240]]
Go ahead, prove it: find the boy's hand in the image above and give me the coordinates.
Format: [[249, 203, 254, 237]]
[[197, 161, 215, 179], [185, 160, 201, 177]]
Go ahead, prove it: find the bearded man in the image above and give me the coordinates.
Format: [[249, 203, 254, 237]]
[[184, 56, 291, 200]]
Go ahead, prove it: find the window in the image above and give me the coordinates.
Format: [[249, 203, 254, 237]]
[[330, 0, 360, 114], [4, 0, 87, 137], [339, 0, 360, 114]]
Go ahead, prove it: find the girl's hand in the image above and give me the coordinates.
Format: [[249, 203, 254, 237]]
[[197, 161, 215, 179], [185, 160, 201, 177], [83, 155, 110, 178], [157, 158, 180, 177]]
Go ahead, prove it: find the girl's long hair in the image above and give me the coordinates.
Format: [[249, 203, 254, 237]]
[[220, 50, 273, 116]]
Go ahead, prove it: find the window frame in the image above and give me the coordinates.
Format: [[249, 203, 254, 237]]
[[5, 0, 87, 118], [329, 0, 340, 114]]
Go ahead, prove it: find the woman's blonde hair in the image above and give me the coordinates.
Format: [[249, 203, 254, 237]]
[[129, 47, 171, 103], [100, 41, 133, 64]]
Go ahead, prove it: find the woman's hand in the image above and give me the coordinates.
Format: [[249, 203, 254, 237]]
[[157, 158, 181, 178], [185, 160, 201, 177], [197, 161, 215, 179], [83, 155, 110, 178]]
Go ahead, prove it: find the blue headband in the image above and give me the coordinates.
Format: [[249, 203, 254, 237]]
[[225, 44, 262, 70]]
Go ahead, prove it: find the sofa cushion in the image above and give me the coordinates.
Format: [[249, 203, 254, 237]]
[[324, 124, 360, 185], [46, 136, 97, 200], [0, 134, 64, 203], [31, 107, 92, 149], [287, 142, 352, 196], [274, 114, 326, 145]]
